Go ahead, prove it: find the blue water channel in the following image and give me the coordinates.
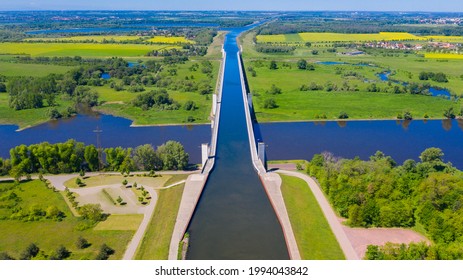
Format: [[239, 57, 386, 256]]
[[185, 26, 290, 259]]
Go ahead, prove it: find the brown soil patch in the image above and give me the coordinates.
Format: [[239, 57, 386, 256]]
[[342, 225, 430, 259]]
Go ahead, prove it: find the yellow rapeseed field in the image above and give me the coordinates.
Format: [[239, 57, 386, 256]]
[[257, 32, 438, 43], [424, 36, 463, 42], [25, 35, 143, 42], [424, 53, 463, 59], [147, 36, 194, 44]]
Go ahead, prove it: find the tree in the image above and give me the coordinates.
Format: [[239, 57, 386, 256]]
[[266, 84, 282, 95], [76, 236, 90, 249], [78, 204, 105, 223], [263, 98, 278, 109], [20, 243, 40, 260], [0, 82, 6, 93], [305, 42, 312, 48], [297, 59, 308, 70], [0, 252, 14, 260], [311, 50, 319, 55], [338, 112, 349, 119], [95, 243, 115, 260], [133, 144, 161, 171], [183, 100, 197, 111], [116, 196, 123, 204], [122, 179, 128, 187], [84, 145, 99, 171], [269, 60, 278, 70], [157, 141, 189, 170], [443, 107, 455, 119], [50, 245, 71, 260], [419, 148, 444, 163]]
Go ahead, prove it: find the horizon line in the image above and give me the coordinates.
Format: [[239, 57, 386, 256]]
[[0, 9, 462, 13]]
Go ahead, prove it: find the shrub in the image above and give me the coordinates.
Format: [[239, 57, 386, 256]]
[[338, 112, 349, 119], [76, 236, 90, 249], [263, 98, 278, 109]]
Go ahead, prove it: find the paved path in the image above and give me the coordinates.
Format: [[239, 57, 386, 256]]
[[168, 173, 208, 260], [261, 172, 301, 260], [42, 173, 187, 260], [276, 170, 359, 260]]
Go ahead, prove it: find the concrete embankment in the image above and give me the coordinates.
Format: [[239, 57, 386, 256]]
[[168, 49, 226, 260]]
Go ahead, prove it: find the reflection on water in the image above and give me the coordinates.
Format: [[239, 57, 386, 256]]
[[260, 119, 463, 169]]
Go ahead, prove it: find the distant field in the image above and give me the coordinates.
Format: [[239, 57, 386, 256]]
[[147, 36, 195, 44], [25, 35, 195, 44], [257, 32, 425, 43], [425, 36, 463, 42], [0, 42, 177, 57], [424, 53, 463, 59], [25, 35, 143, 42]]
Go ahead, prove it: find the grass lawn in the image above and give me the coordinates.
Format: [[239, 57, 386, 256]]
[[64, 174, 172, 189], [0, 61, 73, 77], [94, 214, 143, 231], [0, 180, 135, 259], [280, 174, 345, 260], [0, 93, 75, 129], [135, 183, 185, 259]]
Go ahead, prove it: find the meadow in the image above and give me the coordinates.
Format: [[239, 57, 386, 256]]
[[281, 174, 345, 259], [247, 61, 461, 121], [96, 60, 219, 126], [0, 61, 73, 79], [0, 93, 74, 129], [242, 30, 463, 122]]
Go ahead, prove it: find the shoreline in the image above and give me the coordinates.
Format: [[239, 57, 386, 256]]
[[4, 115, 461, 132]]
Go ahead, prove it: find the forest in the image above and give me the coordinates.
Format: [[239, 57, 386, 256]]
[[0, 140, 190, 179], [306, 148, 463, 259]]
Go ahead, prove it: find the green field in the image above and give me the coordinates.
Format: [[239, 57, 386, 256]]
[[135, 181, 185, 259], [247, 63, 460, 121], [0, 93, 75, 129], [0, 61, 73, 77], [280, 174, 345, 260], [0, 180, 135, 259], [96, 60, 219, 125], [0, 42, 177, 57], [241, 29, 463, 122]]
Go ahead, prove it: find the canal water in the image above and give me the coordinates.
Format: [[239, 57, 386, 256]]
[[185, 26, 290, 260]]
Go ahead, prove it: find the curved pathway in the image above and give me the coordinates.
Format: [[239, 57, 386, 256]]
[[276, 170, 359, 260]]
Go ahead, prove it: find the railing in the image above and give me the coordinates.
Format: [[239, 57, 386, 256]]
[[237, 49, 266, 175]]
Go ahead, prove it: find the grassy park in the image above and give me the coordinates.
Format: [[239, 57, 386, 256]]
[[0, 180, 135, 259], [280, 174, 345, 259]]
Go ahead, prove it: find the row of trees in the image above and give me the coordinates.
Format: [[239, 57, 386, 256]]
[[307, 148, 463, 259], [1, 140, 189, 179]]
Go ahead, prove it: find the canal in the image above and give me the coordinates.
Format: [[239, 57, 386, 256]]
[[185, 26, 290, 259]]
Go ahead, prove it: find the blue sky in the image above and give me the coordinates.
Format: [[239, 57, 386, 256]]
[[1, 0, 462, 12]]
